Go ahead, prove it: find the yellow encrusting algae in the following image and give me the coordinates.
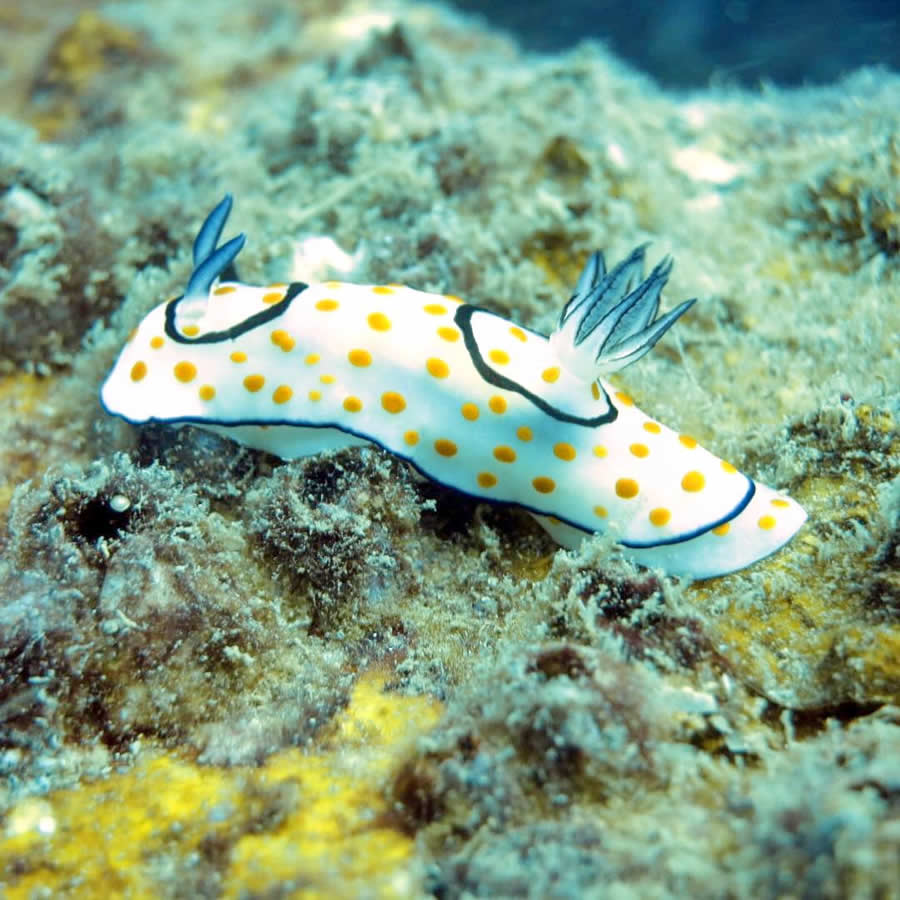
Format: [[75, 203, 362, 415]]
[[0, 671, 442, 899]]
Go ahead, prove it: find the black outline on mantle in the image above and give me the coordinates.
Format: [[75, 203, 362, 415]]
[[454, 304, 618, 428], [163, 281, 309, 345]]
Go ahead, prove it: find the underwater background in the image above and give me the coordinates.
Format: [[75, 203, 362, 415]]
[[0, 1, 898, 897], [450, 0, 900, 86]]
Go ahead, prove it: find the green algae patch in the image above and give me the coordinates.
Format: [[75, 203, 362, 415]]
[[689, 403, 899, 709], [27, 11, 155, 140], [698, 576, 900, 708], [0, 373, 56, 515], [0, 670, 442, 899]]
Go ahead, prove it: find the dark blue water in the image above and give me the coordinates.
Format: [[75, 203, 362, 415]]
[[449, 0, 899, 87]]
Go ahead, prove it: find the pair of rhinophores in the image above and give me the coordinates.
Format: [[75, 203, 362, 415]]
[[101, 196, 807, 578]]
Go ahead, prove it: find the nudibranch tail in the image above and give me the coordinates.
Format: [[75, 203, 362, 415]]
[[550, 245, 695, 381], [100, 196, 808, 580]]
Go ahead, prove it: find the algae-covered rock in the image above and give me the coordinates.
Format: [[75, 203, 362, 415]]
[[1, 0, 899, 896], [0, 453, 353, 777]]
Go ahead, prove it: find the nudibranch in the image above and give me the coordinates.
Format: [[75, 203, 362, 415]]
[[101, 196, 807, 578]]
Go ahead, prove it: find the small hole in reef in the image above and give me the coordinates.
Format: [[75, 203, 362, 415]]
[[69, 495, 136, 544]]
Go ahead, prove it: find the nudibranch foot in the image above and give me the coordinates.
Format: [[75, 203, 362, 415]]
[[101, 197, 807, 579]]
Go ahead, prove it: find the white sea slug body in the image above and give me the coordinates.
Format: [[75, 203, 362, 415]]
[[101, 196, 807, 579]]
